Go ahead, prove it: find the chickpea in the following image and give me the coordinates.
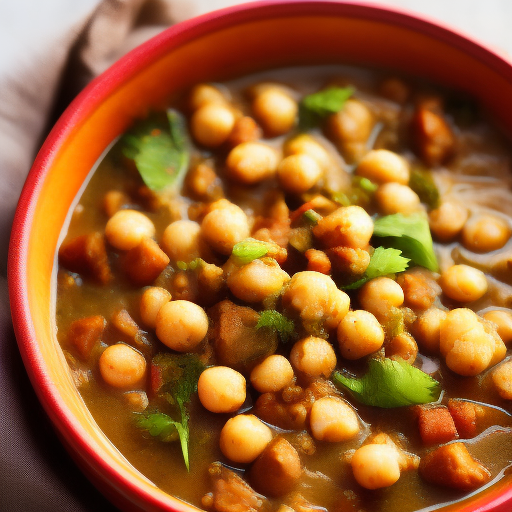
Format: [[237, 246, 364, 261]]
[[103, 190, 130, 217], [140, 287, 171, 328], [483, 310, 512, 344], [327, 289, 352, 330], [155, 300, 208, 351], [191, 103, 235, 147], [161, 219, 202, 262], [337, 310, 385, 360], [386, 332, 418, 364], [412, 307, 447, 353], [328, 99, 374, 162], [309, 397, 360, 442], [351, 444, 401, 489], [250, 355, 294, 393], [201, 202, 249, 255], [328, 98, 373, 147], [226, 142, 279, 185], [356, 149, 410, 184], [282, 271, 350, 329], [284, 134, 332, 171], [99, 343, 146, 389], [487, 321, 507, 368], [219, 414, 273, 463], [359, 277, 404, 321], [313, 205, 373, 249], [440, 264, 488, 303], [439, 308, 504, 376], [492, 360, 512, 400], [290, 336, 337, 378], [197, 366, 246, 413], [375, 183, 421, 215], [277, 154, 322, 194], [105, 209, 155, 251], [188, 83, 226, 111], [462, 213, 511, 253], [429, 201, 468, 242], [227, 259, 290, 303], [252, 87, 298, 136]]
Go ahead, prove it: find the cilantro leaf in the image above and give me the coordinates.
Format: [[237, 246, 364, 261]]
[[332, 358, 441, 408], [137, 353, 204, 470], [135, 412, 190, 469], [232, 238, 270, 265], [373, 213, 438, 271], [154, 353, 205, 406], [122, 109, 189, 191], [135, 412, 179, 440], [409, 168, 440, 209], [256, 310, 295, 343], [343, 247, 410, 290], [299, 86, 354, 130]]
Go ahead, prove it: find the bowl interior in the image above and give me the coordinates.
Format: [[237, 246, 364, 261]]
[[9, 1, 512, 511]]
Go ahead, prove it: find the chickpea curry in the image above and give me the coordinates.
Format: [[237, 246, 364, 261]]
[[56, 66, 512, 512]]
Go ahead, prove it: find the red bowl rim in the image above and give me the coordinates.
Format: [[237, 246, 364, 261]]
[[8, 1, 512, 511]]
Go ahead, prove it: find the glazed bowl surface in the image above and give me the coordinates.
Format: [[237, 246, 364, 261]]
[[8, 1, 512, 511]]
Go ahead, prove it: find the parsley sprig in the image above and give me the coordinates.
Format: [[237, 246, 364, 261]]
[[373, 213, 438, 272], [333, 358, 441, 408], [343, 247, 409, 290], [122, 109, 189, 191], [299, 86, 354, 130], [135, 353, 204, 470]]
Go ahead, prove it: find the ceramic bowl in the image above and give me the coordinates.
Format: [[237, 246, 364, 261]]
[[8, 1, 512, 511]]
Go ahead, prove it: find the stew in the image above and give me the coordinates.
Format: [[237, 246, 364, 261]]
[[56, 65, 512, 512]]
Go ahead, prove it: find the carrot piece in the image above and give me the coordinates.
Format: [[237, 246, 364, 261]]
[[305, 249, 331, 274], [111, 309, 139, 339], [59, 232, 112, 284], [68, 315, 106, 360], [123, 237, 170, 286], [415, 405, 458, 445], [419, 442, 490, 491], [447, 399, 480, 439]]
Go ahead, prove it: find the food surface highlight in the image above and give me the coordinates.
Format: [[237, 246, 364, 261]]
[[56, 66, 512, 512]]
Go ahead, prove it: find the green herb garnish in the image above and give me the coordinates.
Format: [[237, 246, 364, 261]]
[[135, 353, 204, 470], [409, 168, 440, 209], [331, 190, 352, 206], [353, 176, 378, 194], [330, 176, 377, 208], [175, 258, 204, 271], [373, 213, 438, 271], [299, 86, 354, 130], [303, 209, 323, 225], [135, 412, 180, 440], [232, 238, 270, 265], [122, 109, 189, 191], [332, 358, 441, 408], [256, 310, 295, 343], [343, 247, 410, 290]]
